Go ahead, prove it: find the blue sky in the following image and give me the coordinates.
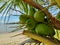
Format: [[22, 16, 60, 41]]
[[49, 6, 60, 16], [0, 15, 19, 23], [0, 10, 20, 23], [0, 5, 21, 23], [0, 2, 21, 23]]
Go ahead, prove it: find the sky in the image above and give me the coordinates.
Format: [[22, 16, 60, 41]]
[[0, 13, 20, 23], [0, 2, 21, 23], [0, 6, 21, 23]]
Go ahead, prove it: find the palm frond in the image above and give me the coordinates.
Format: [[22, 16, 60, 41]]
[[0, 0, 5, 2], [21, 1, 28, 14], [18, 3, 24, 11], [0, 3, 11, 20], [10, 8, 24, 14], [4, 3, 13, 23], [0, 0, 12, 13], [0, 2, 7, 13]]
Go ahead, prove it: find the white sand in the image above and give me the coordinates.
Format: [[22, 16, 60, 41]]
[[0, 31, 60, 45], [0, 31, 29, 45]]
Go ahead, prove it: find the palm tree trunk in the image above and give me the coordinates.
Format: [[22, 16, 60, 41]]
[[23, 30, 60, 45]]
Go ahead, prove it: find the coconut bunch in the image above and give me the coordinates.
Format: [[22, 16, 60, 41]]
[[19, 9, 55, 38]]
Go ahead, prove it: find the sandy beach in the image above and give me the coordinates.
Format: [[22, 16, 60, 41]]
[[0, 29, 60, 45], [0, 24, 37, 45], [0, 31, 30, 45]]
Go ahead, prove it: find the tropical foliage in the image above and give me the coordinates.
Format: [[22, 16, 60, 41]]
[[0, 0, 60, 45]]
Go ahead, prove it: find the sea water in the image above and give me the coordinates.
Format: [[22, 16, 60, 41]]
[[0, 16, 19, 33]]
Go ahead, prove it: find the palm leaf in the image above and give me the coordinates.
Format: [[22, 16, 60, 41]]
[[0, 3, 11, 20], [0, 0, 5, 3], [1, 3, 12, 22], [0, 2, 7, 13], [22, 1, 28, 14], [4, 3, 13, 23], [16, 1, 28, 14], [18, 2, 25, 13], [0, 0, 12, 13], [12, 0, 23, 11]]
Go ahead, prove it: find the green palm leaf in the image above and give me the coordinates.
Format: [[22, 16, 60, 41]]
[[0, 2, 7, 13], [0, 0, 12, 13], [21, 1, 28, 14], [4, 3, 13, 23]]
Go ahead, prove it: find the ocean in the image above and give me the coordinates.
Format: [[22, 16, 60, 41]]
[[0, 16, 20, 33], [0, 23, 19, 33]]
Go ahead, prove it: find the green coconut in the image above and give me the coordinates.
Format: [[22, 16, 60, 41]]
[[34, 11, 45, 22], [26, 19, 36, 30], [19, 14, 28, 23], [35, 23, 55, 37]]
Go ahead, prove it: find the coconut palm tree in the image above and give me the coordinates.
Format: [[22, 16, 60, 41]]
[[0, 0, 60, 45]]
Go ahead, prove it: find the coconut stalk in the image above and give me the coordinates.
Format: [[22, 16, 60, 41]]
[[23, 30, 60, 45], [23, 0, 60, 29]]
